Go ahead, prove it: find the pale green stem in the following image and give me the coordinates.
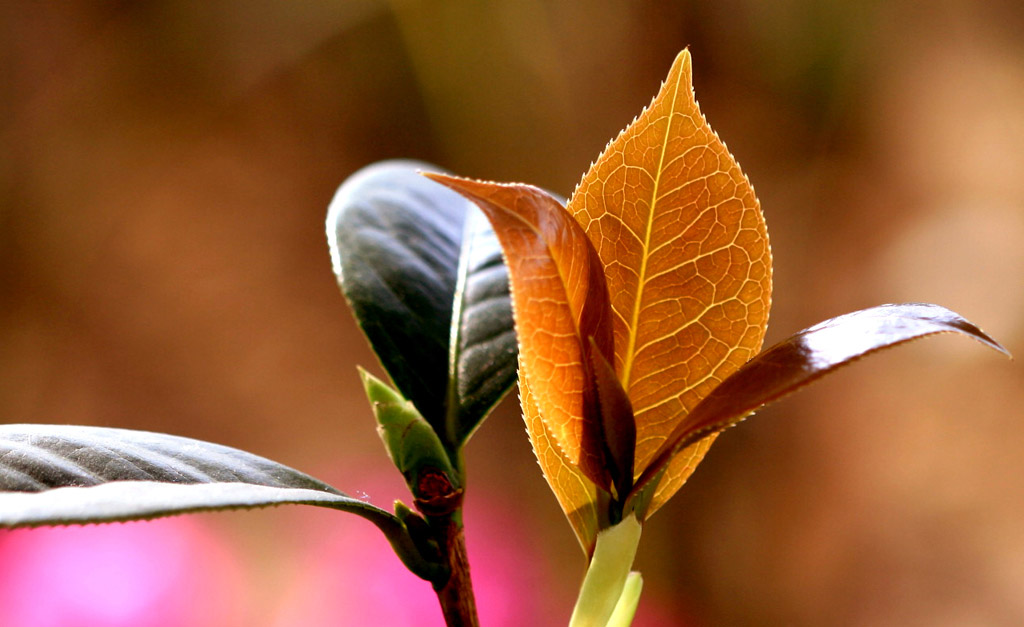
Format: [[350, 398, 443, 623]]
[[607, 572, 643, 627], [568, 514, 643, 627]]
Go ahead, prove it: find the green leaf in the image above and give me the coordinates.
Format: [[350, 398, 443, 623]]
[[633, 303, 1011, 498], [327, 160, 518, 447], [0, 424, 445, 581]]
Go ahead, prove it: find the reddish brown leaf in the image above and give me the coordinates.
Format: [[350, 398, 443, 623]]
[[589, 337, 635, 501], [567, 49, 772, 505], [424, 174, 615, 489], [634, 303, 1011, 496]]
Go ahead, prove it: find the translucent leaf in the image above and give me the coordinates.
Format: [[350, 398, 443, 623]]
[[641, 434, 715, 518], [568, 49, 772, 501], [520, 357, 599, 553], [425, 174, 616, 489]]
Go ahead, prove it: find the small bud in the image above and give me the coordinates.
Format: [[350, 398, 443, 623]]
[[359, 368, 462, 511]]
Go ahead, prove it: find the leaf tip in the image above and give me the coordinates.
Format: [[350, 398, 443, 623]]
[[421, 170, 481, 192], [966, 322, 1013, 359], [977, 333, 1013, 359], [671, 47, 692, 80], [357, 366, 387, 398], [420, 172, 493, 207]]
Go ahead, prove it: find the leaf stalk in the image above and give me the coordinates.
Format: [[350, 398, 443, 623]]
[[569, 514, 643, 627]]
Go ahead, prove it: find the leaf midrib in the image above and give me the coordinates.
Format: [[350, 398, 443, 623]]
[[443, 211, 472, 448], [620, 69, 685, 390]]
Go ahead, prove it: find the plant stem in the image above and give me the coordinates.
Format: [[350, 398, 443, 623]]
[[606, 572, 643, 627], [569, 514, 643, 627], [433, 515, 479, 627]]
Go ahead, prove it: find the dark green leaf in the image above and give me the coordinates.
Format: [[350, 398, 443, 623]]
[[633, 303, 1011, 497], [327, 161, 518, 447], [0, 424, 444, 580], [448, 206, 519, 443], [0, 424, 341, 494]]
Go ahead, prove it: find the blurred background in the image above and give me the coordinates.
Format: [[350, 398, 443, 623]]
[[1, 1, 1022, 625]]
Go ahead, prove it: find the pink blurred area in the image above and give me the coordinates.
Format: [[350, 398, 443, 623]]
[[0, 480, 648, 627], [0, 518, 244, 627], [2, 1, 1022, 625], [264, 475, 571, 627]]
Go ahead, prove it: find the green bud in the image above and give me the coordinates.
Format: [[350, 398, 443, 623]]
[[395, 500, 442, 562], [359, 368, 462, 516]]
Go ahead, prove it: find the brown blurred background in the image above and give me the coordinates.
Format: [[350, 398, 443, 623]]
[[2, 1, 1022, 625]]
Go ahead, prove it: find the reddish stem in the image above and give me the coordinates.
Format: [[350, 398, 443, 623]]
[[433, 516, 479, 627]]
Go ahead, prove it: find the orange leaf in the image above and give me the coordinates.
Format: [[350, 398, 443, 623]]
[[520, 357, 600, 553], [424, 174, 615, 489], [568, 49, 772, 506], [643, 434, 716, 516]]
